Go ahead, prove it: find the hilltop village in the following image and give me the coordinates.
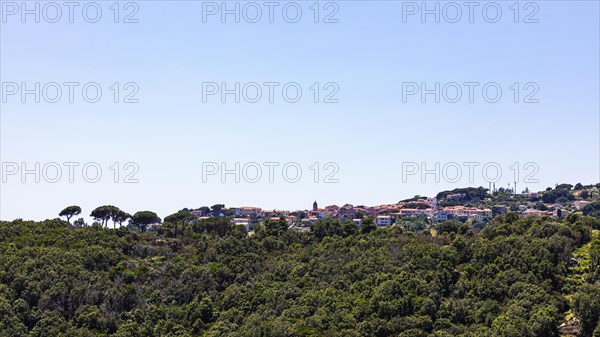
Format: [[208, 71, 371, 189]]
[[181, 183, 600, 233], [7, 182, 600, 337]]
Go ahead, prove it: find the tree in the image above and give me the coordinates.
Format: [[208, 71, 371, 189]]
[[572, 284, 600, 335], [90, 205, 128, 228], [265, 216, 288, 237], [129, 211, 161, 232], [556, 183, 573, 191], [73, 218, 87, 227], [111, 210, 131, 228], [90, 206, 115, 228], [211, 204, 225, 217], [582, 202, 600, 219], [360, 217, 377, 234], [542, 188, 574, 204], [164, 211, 198, 237], [341, 220, 359, 237], [194, 217, 235, 237], [437, 220, 461, 235], [59, 206, 81, 224], [528, 306, 559, 337]]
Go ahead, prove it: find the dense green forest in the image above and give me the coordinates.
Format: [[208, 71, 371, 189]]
[[1, 214, 599, 337]]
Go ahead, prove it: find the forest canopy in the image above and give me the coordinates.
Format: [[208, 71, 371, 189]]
[[0, 213, 599, 337]]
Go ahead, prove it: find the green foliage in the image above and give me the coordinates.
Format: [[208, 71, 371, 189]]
[[541, 188, 574, 204], [164, 211, 198, 237], [437, 220, 464, 235], [0, 215, 595, 336], [90, 205, 118, 228], [59, 205, 81, 223], [264, 216, 289, 237], [572, 284, 600, 335], [360, 217, 377, 234], [310, 218, 357, 239], [129, 211, 161, 232], [556, 184, 573, 191], [583, 202, 600, 219], [111, 209, 131, 228], [436, 187, 489, 201]]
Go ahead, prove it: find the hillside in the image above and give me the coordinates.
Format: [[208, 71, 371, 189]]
[[1, 213, 599, 336]]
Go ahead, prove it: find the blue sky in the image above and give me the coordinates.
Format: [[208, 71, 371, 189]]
[[1, 0, 599, 222]]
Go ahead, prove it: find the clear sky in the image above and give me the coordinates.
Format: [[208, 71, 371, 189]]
[[1, 0, 599, 222]]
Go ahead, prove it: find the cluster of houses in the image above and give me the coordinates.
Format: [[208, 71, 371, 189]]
[[520, 200, 591, 218], [186, 190, 598, 231], [189, 198, 497, 231]]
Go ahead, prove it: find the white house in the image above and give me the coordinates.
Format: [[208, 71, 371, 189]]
[[417, 198, 438, 208], [399, 208, 434, 217], [522, 209, 548, 218], [232, 218, 250, 231], [233, 207, 262, 217], [191, 209, 205, 217], [376, 215, 392, 227], [574, 201, 591, 210], [313, 211, 326, 219], [436, 212, 448, 221], [473, 214, 485, 222], [300, 217, 318, 226]]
